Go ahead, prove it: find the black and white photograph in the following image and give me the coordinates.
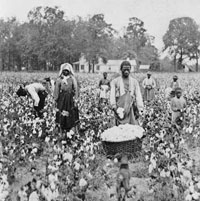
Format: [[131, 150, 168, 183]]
[[0, 0, 200, 200]]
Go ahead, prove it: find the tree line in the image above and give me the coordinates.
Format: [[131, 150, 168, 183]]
[[1, 6, 200, 72], [163, 17, 200, 72], [0, 6, 159, 72]]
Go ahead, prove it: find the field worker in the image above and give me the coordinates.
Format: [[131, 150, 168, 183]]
[[170, 87, 186, 124], [98, 72, 110, 104], [110, 61, 144, 125], [142, 71, 156, 103], [170, 75, 180, 90], [53, 63, 79, 132], [16, 79, 49, 118]]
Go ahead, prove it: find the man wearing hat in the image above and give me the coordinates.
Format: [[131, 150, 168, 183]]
[[110, 61, 144, 125], [16, 79, 49, 118], [142, 71, 156, 103], [170, 87, 186, 124]]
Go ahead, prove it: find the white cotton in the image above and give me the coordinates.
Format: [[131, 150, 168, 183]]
[[74, 162, 80, 171], [185, 194, 192, 201], [116, 107, 124, 119], [63, 152, 73, 162], [29, 191, 39, 201], [79, 178, 87, 187], [192, 192, 200, 200], [101, 124, 144, 142]]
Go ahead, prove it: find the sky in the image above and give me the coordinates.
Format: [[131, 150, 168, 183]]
[[1, 0, 200, 52]]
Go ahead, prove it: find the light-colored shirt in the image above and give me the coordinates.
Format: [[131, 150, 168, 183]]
[[142, 77, 156, 89], [171, 96, 186, 112], [170, 81, 180, 90], [110, 76, 143, 110], [25, 83, 46, 107]]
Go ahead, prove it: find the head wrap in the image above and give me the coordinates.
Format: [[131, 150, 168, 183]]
[[59, 63, 74, 77], [173, 75, 178, 79], [147, 71, 151, 75], [120, 61, 131, 71]]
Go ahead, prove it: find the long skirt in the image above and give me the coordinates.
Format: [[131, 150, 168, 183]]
[[56, 91, 79, 131], [115, 93, 138, 126]]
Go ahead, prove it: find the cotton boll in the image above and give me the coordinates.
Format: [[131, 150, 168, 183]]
[[63, 152, 73, 162], [50, 182, 56, 191], [36, 180, 42, 190], [185, 193, 192, 201], [79, 178, 87, 187], [148, 164, 154, 174], [160, 170, 166, 177], [45, 137, 50, 143], [197, 182, 200, 189], [114, 158, 118, 163], [192, 192, 200, 200], [189, 185, 195, 193], [74, 162, 80, 171], [29, 191, 39, 201]]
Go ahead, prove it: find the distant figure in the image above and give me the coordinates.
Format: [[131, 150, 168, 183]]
[[170, 87, 186, 125], [110, 61, 143, 125], [142, 71, 156, 102], [170, 75, 180, 90], [53, 63, 79, 132], [16, 79, 49, 118], [98, 72, 110, 104]]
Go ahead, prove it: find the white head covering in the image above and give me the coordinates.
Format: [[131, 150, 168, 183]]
[[59, 63, 75, 77]]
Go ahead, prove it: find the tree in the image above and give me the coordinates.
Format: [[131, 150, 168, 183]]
[[124, 17, 147, 53], [0, 17, 20, 70], [83, 14, 115, 73], [26, 6, 76, 71], [163, 17, 200, 71]]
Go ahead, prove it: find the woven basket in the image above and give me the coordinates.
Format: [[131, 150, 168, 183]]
[[102, 138, 142, 156]]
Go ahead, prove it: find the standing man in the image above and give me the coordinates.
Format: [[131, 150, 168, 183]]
[[99, 72, 110, 105], [142, 71, 156, 103], [110, 61, 144, 125]]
